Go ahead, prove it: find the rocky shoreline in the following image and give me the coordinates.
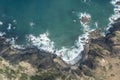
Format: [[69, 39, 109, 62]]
[[0, 20, 120, 80]]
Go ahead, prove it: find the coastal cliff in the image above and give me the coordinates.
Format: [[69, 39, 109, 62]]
[[0, 21, 120, 80]]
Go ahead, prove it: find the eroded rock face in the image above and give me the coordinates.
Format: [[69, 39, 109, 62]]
[[77, 21, 120, 80], [81, 29, 111, 69], [81, 21, 120, 71], [89, 30, 102, 39], [0, 37, 10, 52], [106, 22, 120, 54]]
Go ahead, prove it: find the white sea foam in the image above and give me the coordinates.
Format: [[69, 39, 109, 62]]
[[111, 0, 120, 5], [81, 0, 91, 3], [0, 21, 3, 25], [109, 0, 120, 23], [26, 32, 55, 53], [94, 22, 98, 28], [13, 20, 17, 23], [7, 23, 12, 30], [29, 22, 35, 27], [0, 32, 6, 37], [6, 37, 25, 49], [106, 0, 120, 31], [73, 20, 77, 23], [6, 37, 16, 45]]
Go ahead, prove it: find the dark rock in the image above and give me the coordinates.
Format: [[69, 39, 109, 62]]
[[89, 29, 102, 39], [108, 22, 120, 33], [106, 22, 120, 55]]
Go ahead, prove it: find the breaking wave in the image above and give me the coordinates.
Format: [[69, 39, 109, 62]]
[[107, 0, 120, 31]]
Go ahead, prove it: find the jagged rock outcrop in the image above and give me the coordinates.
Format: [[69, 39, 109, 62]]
[[106, 22, 120, 54], [80, 22, 120, 80]]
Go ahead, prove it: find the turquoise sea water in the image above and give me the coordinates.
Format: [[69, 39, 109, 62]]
[[0, 0, 113, 48]]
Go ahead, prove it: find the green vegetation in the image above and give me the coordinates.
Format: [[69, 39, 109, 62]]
[[84, 69, 93, 77], [103, 66, 107, 72], [111, 74, 115, 77], [0, 69, 3, 73], [3, 66, 16, 79], [109, 63, 113, 70], [20, 73, 28, 80], [31, 73, 56, 80], [0, 57, 3, 61], [0, 75, 3, 80]]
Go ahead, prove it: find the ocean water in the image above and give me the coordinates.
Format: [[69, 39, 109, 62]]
[[0, 0, 115, 64], [0, 0, 113, 47]]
